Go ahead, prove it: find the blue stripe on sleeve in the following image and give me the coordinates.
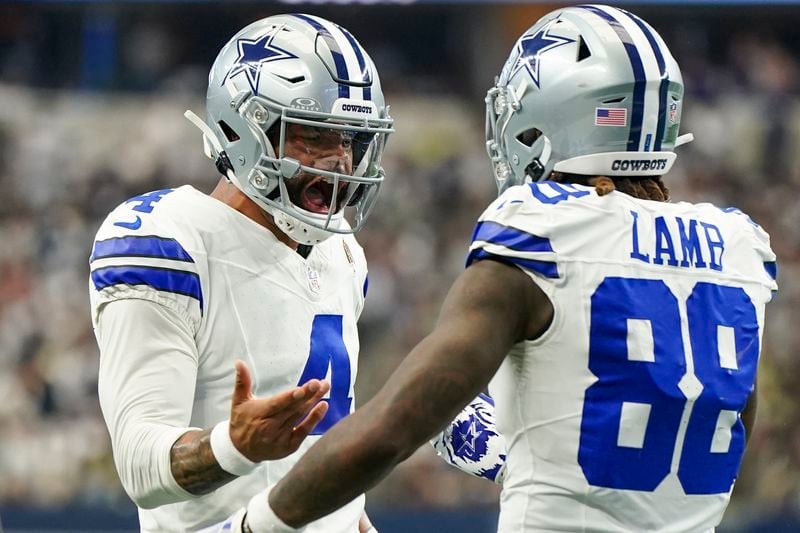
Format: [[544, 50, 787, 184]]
[[363, 276, 369, 298], [579, 5, 646, 151], [91, 235, 194, 263], [292, 14, 350, 98], [471, 221, 553, 254], [91, 265, 203, 310], [764, 261, 777, 281], [466, 249, 559, 279]]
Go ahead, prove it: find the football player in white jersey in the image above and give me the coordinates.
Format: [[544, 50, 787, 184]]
[[230, 5, 778, 533], [90, 14, 394, 532]]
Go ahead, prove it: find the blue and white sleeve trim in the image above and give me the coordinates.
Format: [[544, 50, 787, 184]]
[[90, 235, 203, 314], [466, 220, 559, 279]]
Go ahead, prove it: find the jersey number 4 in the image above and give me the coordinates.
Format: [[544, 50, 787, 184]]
[[578, 277, 759, 495], [297, 314, 353, 435]]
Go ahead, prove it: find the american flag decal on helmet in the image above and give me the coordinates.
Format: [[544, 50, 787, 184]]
[[595, 107, 628, 127]]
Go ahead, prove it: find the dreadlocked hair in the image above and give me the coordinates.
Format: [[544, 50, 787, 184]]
[[549, 172, 670, 202]]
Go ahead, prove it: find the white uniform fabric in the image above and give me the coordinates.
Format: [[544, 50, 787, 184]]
[[468, 182, 776, 533], [90, 185, 368, 532]]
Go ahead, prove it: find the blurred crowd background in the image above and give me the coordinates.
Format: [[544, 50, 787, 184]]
[[1, 2, 800, 531]]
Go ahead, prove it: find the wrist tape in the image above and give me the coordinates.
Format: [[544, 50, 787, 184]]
[[245, 492, 297, 532], [210, 419, 258, 477]]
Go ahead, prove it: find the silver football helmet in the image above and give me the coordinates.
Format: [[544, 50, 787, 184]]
[[485, 4, 693, 191], [186, 14, 393, 244]]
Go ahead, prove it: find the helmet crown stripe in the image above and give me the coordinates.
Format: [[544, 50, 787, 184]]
[[579, 5, 647, 152], [622, 9, 671, 151], [292, 14, 351, 98]]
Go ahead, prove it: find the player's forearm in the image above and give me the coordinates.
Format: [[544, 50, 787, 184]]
[[109, 421, 201, 509], [269, 333, 499, 526], [170, 428, 237, 495], [97, 300, 206, 507], [268, 405, 407, 527]]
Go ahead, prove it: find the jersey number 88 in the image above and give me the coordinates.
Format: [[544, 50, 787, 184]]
[[578, 277, 759, 495]]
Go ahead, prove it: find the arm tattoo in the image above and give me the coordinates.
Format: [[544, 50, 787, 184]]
[[170, 429, 237, 495]]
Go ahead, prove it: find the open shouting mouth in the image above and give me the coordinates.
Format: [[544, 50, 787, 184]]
[[300, 176, 348, 214]]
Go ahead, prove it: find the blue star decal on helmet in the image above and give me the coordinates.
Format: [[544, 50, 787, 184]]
[[510, 23, 575, 88], [222, 29, 297, 94]]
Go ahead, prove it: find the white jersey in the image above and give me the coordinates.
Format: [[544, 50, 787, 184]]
[[90, 186, 368, 532], [468, 182, 777, 533]]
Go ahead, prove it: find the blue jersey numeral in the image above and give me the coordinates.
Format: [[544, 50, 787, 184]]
[[296, 315, 353, 435], [528, 181, 590, 205], [580, 278, 686, 491], [679, 283, 758, 494], [114, 189, 174, 230], [126, 189, 174, 213], [578, 277, 759, 494]]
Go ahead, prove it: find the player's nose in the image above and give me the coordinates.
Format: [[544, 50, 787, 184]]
[[316, 151, 351, 175]]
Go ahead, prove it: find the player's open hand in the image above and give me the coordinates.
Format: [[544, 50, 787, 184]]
[[228, 359, 331, 462]]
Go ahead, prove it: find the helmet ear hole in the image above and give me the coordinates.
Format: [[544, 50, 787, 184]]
[[218, 121, 240, 142], [577, 36, 592, 62], [517, 128, 543, 147]]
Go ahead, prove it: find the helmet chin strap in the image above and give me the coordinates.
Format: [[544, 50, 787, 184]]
[[272, 208, 342, 246], [525, 137, 552, 183]]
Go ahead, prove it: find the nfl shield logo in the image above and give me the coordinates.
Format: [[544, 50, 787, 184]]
[[306, 267, 321, 294], [668, 102, 678, 123]]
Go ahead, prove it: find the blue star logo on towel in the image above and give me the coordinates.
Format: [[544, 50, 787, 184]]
[[222, 29, 297, 94], [509, 23, 575, 88], [455, 418, 481, 458]]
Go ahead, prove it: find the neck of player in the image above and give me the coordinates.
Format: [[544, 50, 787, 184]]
[[210, 179, 299, 251]]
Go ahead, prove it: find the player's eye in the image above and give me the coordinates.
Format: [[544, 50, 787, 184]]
[[341, 132, 354, 149]]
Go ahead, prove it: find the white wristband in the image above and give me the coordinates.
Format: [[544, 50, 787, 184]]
[[210, 419, 258, 477], [245, 492, 298, 532]]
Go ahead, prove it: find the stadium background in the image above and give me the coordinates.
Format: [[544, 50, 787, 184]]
[[1, 1, 800, 531]]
